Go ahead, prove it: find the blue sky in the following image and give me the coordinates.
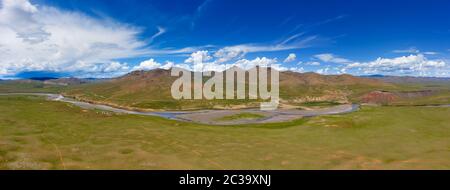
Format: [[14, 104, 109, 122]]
[[0, 0, 449, 78]]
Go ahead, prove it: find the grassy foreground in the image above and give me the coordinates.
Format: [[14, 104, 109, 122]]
[[0, 95, 449, 169]]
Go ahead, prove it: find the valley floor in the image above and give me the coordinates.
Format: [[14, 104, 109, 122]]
[[0, 95, 449, 169]]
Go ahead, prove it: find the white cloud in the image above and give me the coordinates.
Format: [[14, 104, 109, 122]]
[[131, 54, 321, 75], [149, 26, 166, 43], [314, 53, 351, 64], [346, 54, 447, 76], [184, 50, 218, 71], [314, 66, 349, 75], [212, 35, 318, 64], [0, 0, 323, 78], [393, 47, 420, 54], [244, 37, 317, 53], [423, 51, 438, 55], [316, 67, 330, 74], [160, 61, 174, 70], [169, 52, 448, 76], [170, 63, 192, 71], [233, 57, 279, 70], [0, 2, 316, 78], [0, 0, 151, 77], [212, 44, 287, 63], [133, 51, 283, 73], [393, 47, 438, 55], [288, 67, 304, 73], [67, 61, 130, 78], [185, 50, 212, 64], [133, 59, 161, 71], [283, 53, 296, 63], [0, 0, 49, 44], [101, 61, 129, 73], [133, 59, 192, 71], [179, 53, 293, 72], [280, 32, 306, 45], [213, 46, 246, 63], [1, 0, 445, 78], [305, 61, 321, 66]]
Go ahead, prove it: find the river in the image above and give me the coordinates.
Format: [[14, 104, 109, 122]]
[[1, 93, 361, 125]]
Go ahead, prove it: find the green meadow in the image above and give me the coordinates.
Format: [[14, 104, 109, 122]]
[[0, 95, 449, 169]]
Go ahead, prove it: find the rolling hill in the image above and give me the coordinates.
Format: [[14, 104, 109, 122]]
[[1, 67, 448, 110], [64, 67, 395, 110]]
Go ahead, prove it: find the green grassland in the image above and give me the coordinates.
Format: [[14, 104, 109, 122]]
[[391, 90, 450, 106], [0, 80, 66, 93], [1, 95, 449, 169], [65, 82, 265, 110]]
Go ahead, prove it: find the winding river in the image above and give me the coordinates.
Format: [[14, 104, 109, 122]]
[[1, 93, 360, 125]]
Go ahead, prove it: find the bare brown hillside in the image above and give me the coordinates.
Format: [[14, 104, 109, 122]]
[[65, 67, 394, 110]]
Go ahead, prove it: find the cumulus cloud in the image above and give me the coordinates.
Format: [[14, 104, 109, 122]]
[[346, 54, 447, 76], [213, 46, 246, 63], [133, 59, 161, 70], [184, 50, 225, 71], [128, 52, 448, 76], [314, 53, 351, 64], [0, 0, 50, 44], [185, 50, 212, 64], [212, 35, 318, 64], [176, 51, 303, 72], [160, 61, 174, 70], [187, 50, 306, 72], [0, 0, 320, 78], [233, 57, 279, 70], [283, 53, 296, 63], [133, 59, 188, 71], [129, 51, 310, 74], [2, 0, 445, 78], [0, 0, 150, 77], [308, 53, 448, 76]]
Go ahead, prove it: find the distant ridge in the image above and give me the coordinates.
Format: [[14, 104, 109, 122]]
[[44, 77, 88, 86], [363, 75, 450, 84], [28, 77, 59, 81]]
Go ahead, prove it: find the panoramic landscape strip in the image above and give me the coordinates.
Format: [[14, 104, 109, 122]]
[[0, 0, 449, 174]]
